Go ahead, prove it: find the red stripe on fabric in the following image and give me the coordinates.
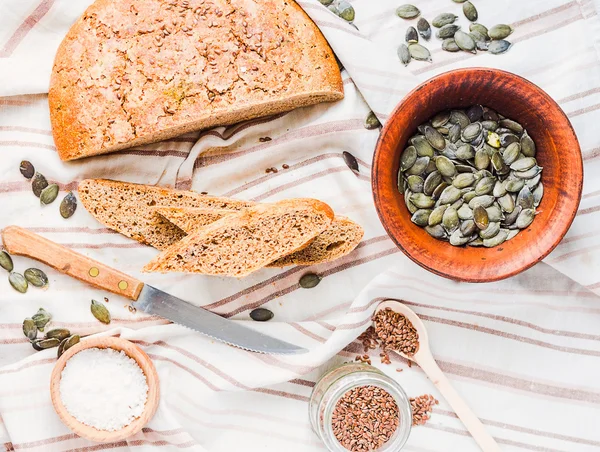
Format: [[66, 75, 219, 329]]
[[0, 0, 56, 57]]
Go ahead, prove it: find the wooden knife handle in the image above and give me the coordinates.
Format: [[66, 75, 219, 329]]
[[1, 226, 144, 300]]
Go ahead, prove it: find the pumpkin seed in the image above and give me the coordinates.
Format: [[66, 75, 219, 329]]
[[398, 173, 406, 195], [469, 23, 489, 38], [398, 44, 411, 66], [417, 18, 431, 40], [505, 178, 525, 192], [457, 203, 474, 220], [431, 112, 450, 128], [475, 177, 495, 195], [481, 120, 498, 131], [460, 220, 477, 236], [406, 26, 419, 43], [453, 172, 476, 188], [510, 157, 536, 171], [491, 152, 509, 175], [498, 193, 516, 213], [500, 133, 519, 147], [437, 24, 461, 39], [0, 251, 13, 272], [337, 0, 355, 21], [438, 185, 462, 205], [489, 40, 512, 55], [32, 172, 48, 197], [514, 165, 542, 179], [442, 38, 460, 52], [400, 146, 418, 171], [435, 156, 456, 177], [466, 105, 484, 123], [364, 112, 381, 130], [91, 299, 111, 324], [32, 338, 60, 351], [505, 229, 519, 241], [432, 13, 458, 28], [516, 186, 534, 209], [488, 24, 514, 40], [428, 205, 448, 226], [250, 308, 274, 322], [474, 150, 490, 170], [469, 238, 485, 247], [503, 205, 522, 226], [443, 206, 460, 231], [58, 335, 80, 358], [412, 136, 435, 157], [408, 43, 431, 62], [483, 108, 499, 121], [424, 126, 446, 151], [493, 181, 507, 198], [503, 142, 521, 166], [396, 4, 420, 19], [486, 132, 501, 148], [24, 268, 48, 288], [45, 328, 71, 341], [486, 205, 505, 222], [405, 190, 418, 214], [516, 209, 536, 229], [533, 183, 544, 207], [20, 161, 35, 179], [526, 173, 541, 189], [300, 273, 321, 288], [411, 209, 432, 226], [32, 308, 52, 331], [480, 221, 500, 239], [521, 132, 536, 157], [423, 171, 442, 195], [462, 1, 478, 21], [425, 224, 447, 240], [483, 229, 508, 248], [23, 318, 37, 340], [473, 206, 489, 230], [456, 144, 475, 160], [407, 175, 425, 193], [462, 123, 482, 142], [406, 156, 430, 175], [319, 0, 333, 4], [343, 151, 360, 174], [462, 191, 478, 203], [450, 110, 471, 128], [450, 230, 470, 246], [455, 30, 477, 53], [410, 193, 435, 209], [448, 123, 462, 142], [9, 272, 28, 293], [469, 195, 495, 209], [60, 192, 77, 219]]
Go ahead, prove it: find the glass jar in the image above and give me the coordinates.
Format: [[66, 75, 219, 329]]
[[309, 362, 412, 451]]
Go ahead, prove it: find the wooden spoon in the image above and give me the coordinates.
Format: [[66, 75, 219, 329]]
[[375, 300, 502, 452]]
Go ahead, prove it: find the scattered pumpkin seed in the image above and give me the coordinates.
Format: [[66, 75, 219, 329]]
[[469, 23, 489, 38], [488, 24, 514, 40], [0, 251, 13, 272], [91, 299, 111, 324], [32, 308, 52, 331], [364, 112, 381, 130], [436, 24, 461, 39], [23, 318, 37, 341], [406, 26, 419, 43], [58, 335, 80, 358], [24, 268, 48, 288], [462, 1, 478, 21], [489, 40, 512, 55], [442, 38, 460, 52], [40, 183, 59, 205], [60, 192, 77, 219], [300, 273, 321, 288], [343, 151, 360, 174], [32, 338, 60, 351], [9, 272, 28, 293], [398, 44, 411, 66], [336, 0, 355, 21], [417, 18, 431, 40], [250, 308, 274, 322], [408, 43, 431, 62], [454, 30, 476, 53], [45, 328, 71, 341], [32, 172, 48, 197], [432, 13, 458, 28], [20, 161, 35, 179], [396, 4, 420, 19]]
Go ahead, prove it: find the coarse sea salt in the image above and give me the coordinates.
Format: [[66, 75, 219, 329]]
[[59, 347, 148, 431]]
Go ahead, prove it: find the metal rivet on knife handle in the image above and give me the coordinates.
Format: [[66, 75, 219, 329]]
[[119, 280, 128, 290], [89, 267, 100, 277]]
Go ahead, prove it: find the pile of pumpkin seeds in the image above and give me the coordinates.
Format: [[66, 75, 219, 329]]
[[398, 106, 543, 248], [396, 1, 513, 65], [22, 307, 81, 357], [20, 160, 77, 218], [1, 249, 49, 293]]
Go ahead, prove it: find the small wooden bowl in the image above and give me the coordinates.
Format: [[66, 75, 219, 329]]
[[50, 337, 160, 443], [372, 68, 583, 282]]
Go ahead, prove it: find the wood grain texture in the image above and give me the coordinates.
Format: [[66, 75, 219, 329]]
[[372, 68, 583, 282], [1, 226, 144, 299], [50, 336, 160, 443]]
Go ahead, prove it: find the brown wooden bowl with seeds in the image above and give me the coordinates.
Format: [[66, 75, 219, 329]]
[[50, 337, 160, 443], [372, 68, 583, 282]]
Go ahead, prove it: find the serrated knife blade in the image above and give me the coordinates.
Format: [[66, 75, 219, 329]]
[[136, 285, 307, 355]]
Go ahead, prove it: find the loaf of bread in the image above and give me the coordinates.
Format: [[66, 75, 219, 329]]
[[156, 207, 364, 266], [144, 199, 335, 277], [49, 0, 344, 161], [78, 179, 253, 249]]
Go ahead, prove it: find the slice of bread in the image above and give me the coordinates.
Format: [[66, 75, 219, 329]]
[[143, 199, 334, 277], [78, 179, 253, 250], [49, 0, 344, 161], [156, 207, 364, 266]]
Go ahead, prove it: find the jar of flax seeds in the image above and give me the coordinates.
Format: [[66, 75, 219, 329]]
[[309, 363, 412, 451]]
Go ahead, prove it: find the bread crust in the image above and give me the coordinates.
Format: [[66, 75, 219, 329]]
[[49, 0, 343, 161]]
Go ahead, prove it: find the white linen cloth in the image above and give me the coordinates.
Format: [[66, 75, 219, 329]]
[[1, 0, 600, 450]]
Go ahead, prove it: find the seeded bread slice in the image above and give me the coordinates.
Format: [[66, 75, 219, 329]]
[[155, 207, 364, 266], [78, 179, 253, 250], [143, 199, 335, 277]]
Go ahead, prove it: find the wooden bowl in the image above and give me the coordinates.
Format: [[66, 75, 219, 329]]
[[372, 68, 583, 282], [50, 337, 160, 443]]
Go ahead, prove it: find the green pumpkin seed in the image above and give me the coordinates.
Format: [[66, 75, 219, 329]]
[[431, 111, 451, 128], [486, 205, 504, 222], [448, 123, 462, 142], [456, 144, 475, 160], [435, 156, 456, 177], [0, 251, 13, 272], [489, 40, 512, 55], [432, 13, 458, 28], [493, 180, 507, 198], [469, 238, 485, 247], [24, 268, 48, 288], [40, 183, 59, 205], [410, 193, 435, 209], [9, 272, 28, 293], [437, 24, 461, 39], [461, 123, 482, 142], [474, 150, 490, 170], [424, 126, 446, 151], [483, 229, 508, 247], [521, 132, 536, 157], [491, 152, 509, 175], [475, 177, 495, 195], [428, 205, 448, 226], [300, 274, 320, 289], [533, 183, 544, 207], [400, 146, 418, 171], [319, 0, 333, 5], [454, 30, 477, 53], [503, 205, 522, 226], [483, 108, 500, 121], [405, 190, 418, 214], [406, 156, 430, 175], [32, 172, 48, 197], [505, 178, 525, 192], [60, 192, 77, 219], [417, 18, 431, 40], [91, 299, 111, 324], [502, 142, 521, 166], [510, 157, 536, 171], [482, 120, 498, 131], [396, 4, 420, 19], [469, 23, 489, 38], [498, 193, 516, 213], [32, 308, 52, 331], [411, 209, 432, 226], [406, 26, 419, 43], [365, 112, 381, 130], [58, 335, 80, 358], [45, 328, 71, 341], [20, 161, 35, 179], [466, 105, 484, 123], [457, 203, 474, 220], [526, 173, 541, 189], [486, 132, 501, 148], [407, 175, 424, 193], [337, 0, 355, 21], [449, 229, 470, 246], [343, 151, 359, 174], [473, 206, 489, 230], [442, 38, 460, 52], [425, 225, 447, 240], [423, 171, 442, 195], [488, 24, 514, 40], [469, 195, 495, 209], [516, 209, 536, 229], [398, 44, 411, 66], [408, 43, 431, 62], [460, 220, 477, 236], [23, 318, 37, 340], [438, 185, 462, 205], [412, 136, 435, 157], [442, 207, 460, 230], [500, 134, 518, 148], [453, 172, 476, 188], [462, 1, 478, 21], [449, 110, 470, 128], [505, 229, 519, 241], [462, 191, 478, 203], [480, 222, 501, 239], [514, 166, 542, 179], [516, 186, 534, 210], [32, 338, 60, 351], [250, 308, 274, 322]]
